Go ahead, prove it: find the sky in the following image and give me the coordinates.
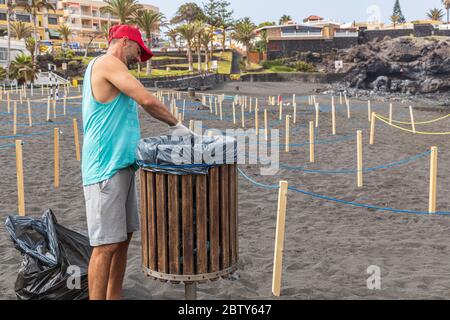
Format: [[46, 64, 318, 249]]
[[141, 0, 448, 25]]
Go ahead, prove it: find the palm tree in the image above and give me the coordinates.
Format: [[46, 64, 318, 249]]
[[11, 21, 33, 40], [443, 0, 450, 23], [279, 14, 292, 25], [193, 21, 205, 73], [0, 66, 6, 82], [166, 28, 179, 49], [200, 29, 214, 71], [101, 0, 142, 24], [6, 0, 16, 84], [233, 17, 256, 67], [25, 37, 36, 62], [101, 24, 110, 41], [391, 15, 400, 29], [58, 24, 72, 49], [16, 0, 56, 63], [134, 10, 166, 76], [9, 53, 39, 85], [171, 2, 205, 24], [176, 23, 202, 72], [427, 8, 445, 21]]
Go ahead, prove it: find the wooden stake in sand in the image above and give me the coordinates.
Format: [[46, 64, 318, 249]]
[[346, 97, 351, 119], [315, 103, 319, 128], [189, 120, 193, 131], [285, 115, 290, 153], [182, 99, 186, 120], [16, 140, 25, 216], [409, 106, 416, 133], [54, 128, 60, 188], [73, 118, 81, 161], [389, 103, 393, 125], [272, 180, 288, 297], [13, 101, 17, 135], [255, 107, 259, 135], [309, 121, 315, 163], [429, 146, 438, 214], [27, 99, 32, 127], [339, 92, 343, 105], [357, 130, 363, 187], [52, 98, 56, 118], [215, 97, 218, 115], [232, 102, 236, 125], [264, 109, 268, 141], [241, 104, 245, 128], [279, 100, 283, 120], [209, 97, 213, 113], [293, 103, 297, 124], [46, 96, 50, 121], [219, 99, 223, 120], [249, 97, 252, 113], [369, 112, 376, 145], [331, 97, 336, 135], [19, 89, 23, 104], [63, 96, 67, 116], [368, 100, 371, 122], [41, 84, 44, 95]]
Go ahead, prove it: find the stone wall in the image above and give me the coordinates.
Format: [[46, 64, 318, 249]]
[[267, 37, 358, 59], [140, 73, 227, 90], [267, 24, 450, 59], [240, 72, 346, 83]]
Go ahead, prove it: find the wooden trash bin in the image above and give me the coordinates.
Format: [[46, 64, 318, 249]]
[[139, 163, 238, 298]]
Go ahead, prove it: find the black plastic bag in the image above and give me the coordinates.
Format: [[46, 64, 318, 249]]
[[136, 134, 237, 175], [4, 209, 92, 300]]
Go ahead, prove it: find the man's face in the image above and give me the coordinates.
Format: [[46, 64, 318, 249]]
[[123, 39, 142, 69]]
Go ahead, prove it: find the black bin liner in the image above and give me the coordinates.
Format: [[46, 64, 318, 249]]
[[136, 135, 237, 175], [4, 209, 92, 300]]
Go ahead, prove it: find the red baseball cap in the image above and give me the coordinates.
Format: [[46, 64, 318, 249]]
[[108, 24, 154, 62]]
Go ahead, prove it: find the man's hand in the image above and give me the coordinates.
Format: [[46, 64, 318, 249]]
[[169, 122, 194, 137]]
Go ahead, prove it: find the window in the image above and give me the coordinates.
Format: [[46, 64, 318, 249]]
[[0, 0, 5, 4], [16, 14, 31, 23], [0, 48, 7, 61], [0, 12, 6, 21], [48, 17, 58, 25]]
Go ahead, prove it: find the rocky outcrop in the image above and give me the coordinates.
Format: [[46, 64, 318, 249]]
[[321, 37, 450, 94]]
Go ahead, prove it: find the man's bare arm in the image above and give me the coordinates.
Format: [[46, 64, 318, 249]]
[[104, 56, 178, 126]]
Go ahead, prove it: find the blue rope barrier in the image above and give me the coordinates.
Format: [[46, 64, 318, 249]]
[[0, 143, 16, 149], [280, 150, 432, 174], [237, 168, 450, 215], [0, 131, 52, 139]]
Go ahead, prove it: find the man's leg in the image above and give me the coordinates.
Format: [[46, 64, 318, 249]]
[[88, 242, 123, 300], [106, 233, 133, 300]]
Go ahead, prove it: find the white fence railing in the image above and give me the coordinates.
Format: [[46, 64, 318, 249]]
[[280, 32, 323, 38], [334, 31, 359, 37]]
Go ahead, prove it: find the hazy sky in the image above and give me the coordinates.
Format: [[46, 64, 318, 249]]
[[141, 0, 448, 25]]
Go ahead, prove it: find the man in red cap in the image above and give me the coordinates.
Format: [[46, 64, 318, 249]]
[[81, 24, 192, 300]]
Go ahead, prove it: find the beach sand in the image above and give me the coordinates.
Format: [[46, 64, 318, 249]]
[[1, 82, 450, 300]]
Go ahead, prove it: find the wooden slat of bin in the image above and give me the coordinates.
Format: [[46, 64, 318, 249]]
[[155, 173, 168, 273], [182, 175, 194, 275], [228, 164, 238, 265], [196, 175, 208, 274], [147, 171, 157, 271], [139, 170, 149, 269], [219, 165, 230, 269], [168, 175, 180, 274], [208, 167, 220, 272]]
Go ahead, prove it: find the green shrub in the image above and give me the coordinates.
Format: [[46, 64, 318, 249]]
[[271, 65, 295, 72], [294, 61, 316, 72], [262, 59, 283, 69]]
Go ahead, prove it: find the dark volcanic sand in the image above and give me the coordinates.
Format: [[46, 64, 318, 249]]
[[1, 82, 450, 300]]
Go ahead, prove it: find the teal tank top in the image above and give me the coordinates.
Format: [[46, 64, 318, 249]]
[[81, 56, 141, 186]]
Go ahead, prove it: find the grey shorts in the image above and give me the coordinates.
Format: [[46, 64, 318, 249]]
[[83, 166, 140, 247]]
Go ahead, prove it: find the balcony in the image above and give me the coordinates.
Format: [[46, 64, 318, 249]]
[[280, 31, 323, 38], [334, 31, 359, 37]]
